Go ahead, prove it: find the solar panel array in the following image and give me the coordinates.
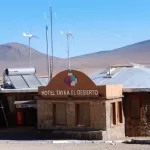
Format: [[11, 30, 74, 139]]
[[8, 74, 48, 89]]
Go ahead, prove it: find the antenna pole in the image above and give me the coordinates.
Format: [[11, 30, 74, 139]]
[[29, 37, 31, 67], [46, 25, 50, 81], [67, 34, 70, 70], [50, 7, 54, 80]]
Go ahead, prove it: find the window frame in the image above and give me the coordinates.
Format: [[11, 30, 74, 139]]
[[111, 102, 116, 126], [118, 101, 123, 124]]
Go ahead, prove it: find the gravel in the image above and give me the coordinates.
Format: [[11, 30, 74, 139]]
[[0, 140, 149, 150]]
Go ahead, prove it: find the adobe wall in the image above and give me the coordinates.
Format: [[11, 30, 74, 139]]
[[124, 93, 150, 137], [37, 100, 106, 131]]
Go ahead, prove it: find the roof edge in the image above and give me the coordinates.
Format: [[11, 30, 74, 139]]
[[123, 88, 150, 92], [0, 88, 38, 93]]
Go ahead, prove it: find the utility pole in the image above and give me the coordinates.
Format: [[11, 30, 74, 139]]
[[29, 37, 31, 67], [0, 100, 8, 128], [66, 34, 70, 70], [23, 32, 38, 68], [46, 25, 50, 80], [60, 31, 74, 70], [50, 7, 54, 80]]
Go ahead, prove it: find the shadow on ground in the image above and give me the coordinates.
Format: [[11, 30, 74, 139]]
[[123, 139, 150, 145], [0, 127, 89, 141]]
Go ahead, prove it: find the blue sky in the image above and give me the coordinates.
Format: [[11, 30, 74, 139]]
[[0, 0, 150, 58]]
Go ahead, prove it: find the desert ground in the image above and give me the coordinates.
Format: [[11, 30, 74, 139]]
[[0, 129, 149, 150], [0, 140, 149, 150]]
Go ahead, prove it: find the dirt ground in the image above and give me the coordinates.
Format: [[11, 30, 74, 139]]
[[0, 128, 149, 150], [0, 141, 149, 150]]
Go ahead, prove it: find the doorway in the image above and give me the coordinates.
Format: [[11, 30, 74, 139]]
[[16, 108, 37, 127]]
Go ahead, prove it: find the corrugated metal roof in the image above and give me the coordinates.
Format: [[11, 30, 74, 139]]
[[0, 88, 37, 93], [89, 66, 150, 89]]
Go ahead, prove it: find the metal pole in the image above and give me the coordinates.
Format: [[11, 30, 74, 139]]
[[67, 34, 70, 70], [0, 100, 8, 128], [46, 25, 50, 81], [29, 37, 31, 67], [50, 7, 54, 80]]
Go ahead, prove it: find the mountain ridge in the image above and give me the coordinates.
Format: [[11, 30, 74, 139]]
[[0, 40, 150, 74]]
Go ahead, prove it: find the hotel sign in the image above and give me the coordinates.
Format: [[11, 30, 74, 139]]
[[38, 70, 101, 98], [41, 89, 99, 96]]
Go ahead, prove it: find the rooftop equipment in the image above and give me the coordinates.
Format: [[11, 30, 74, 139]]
[[4, 68, 36, 76]]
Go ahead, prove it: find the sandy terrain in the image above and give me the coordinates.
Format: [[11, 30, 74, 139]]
[[0, 141, 148, 150]]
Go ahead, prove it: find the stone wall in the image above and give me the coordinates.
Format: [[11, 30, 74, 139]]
[[37, 100, 53, 129], [37, 99, 125, 140], [124, 93, 150, 137], [66, 103, 76, 128], [105, 99, 125, 140], [90, 101, 106, 130], [37, 100, 106, 131]]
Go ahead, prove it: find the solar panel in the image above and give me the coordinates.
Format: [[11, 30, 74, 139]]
[[9, 75, 29, 89], [38, 77, 49, 86], [22, 74, 42, 88]]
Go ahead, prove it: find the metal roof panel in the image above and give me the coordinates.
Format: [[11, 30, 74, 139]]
[[90, 67, 150, 89], [38, 77, 49, 86], [8, 75, 29, 89], [22, 74, 42, 88]]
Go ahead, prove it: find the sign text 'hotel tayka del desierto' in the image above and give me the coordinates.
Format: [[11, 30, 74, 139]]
[[41, 89, 99, 96], [38, 70, 100, 98]]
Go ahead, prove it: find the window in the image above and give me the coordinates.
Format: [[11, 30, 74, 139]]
[[130, 99, 139, 119], [75, 103, 90, 127], [118, 101, 123, 123], [111, 103, 116, 125]]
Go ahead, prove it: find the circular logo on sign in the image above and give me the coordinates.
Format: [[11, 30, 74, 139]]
[[64, 73, 77, 88]]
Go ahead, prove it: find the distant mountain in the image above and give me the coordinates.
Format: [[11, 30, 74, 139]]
[[0, 42, 61, 61], [70, 40, 150, 70], [0, 40, 150, 75], [0, 42, 67, 74]]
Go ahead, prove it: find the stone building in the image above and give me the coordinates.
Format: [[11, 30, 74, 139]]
[[37, 70, 125, 140], [1, 65, 150, 139], [89, 64, 150, 137]]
